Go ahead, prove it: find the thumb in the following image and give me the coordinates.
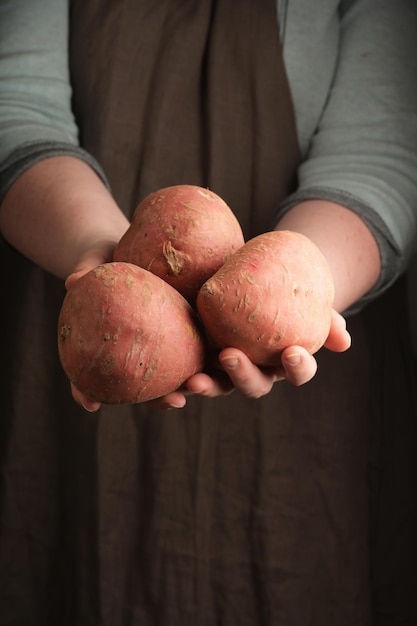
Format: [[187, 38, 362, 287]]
[[65, 267, 93, 290], [324, 309, 351, 353]]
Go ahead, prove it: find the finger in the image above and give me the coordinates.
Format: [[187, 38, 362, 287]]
[[71, 383, 101, 412], [280, 346, 318, 386], [184, 371, 235, 397], [324, 309, 351, 352], [146, 390, 188, 410], [218, 349, 279, 399], [65, 245, 117, 290], [65, 266, 97, 290]]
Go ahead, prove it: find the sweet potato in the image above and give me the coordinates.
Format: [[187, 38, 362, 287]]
[[58, 262, 206, 404], [196, 231, 335, 366], [113, 184, 245, 303]]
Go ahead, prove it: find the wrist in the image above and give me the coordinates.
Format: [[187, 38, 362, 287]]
[[0, 156, 129, 279], [275, 200, 381, 312], [65, 238, 122, 288]]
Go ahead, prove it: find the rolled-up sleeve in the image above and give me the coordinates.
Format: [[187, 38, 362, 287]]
[[0, 0, 107, 201], [279, 0, 417, 310]]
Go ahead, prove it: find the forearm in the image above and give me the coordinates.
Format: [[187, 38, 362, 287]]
[[282, 0, 417, 311], [275, 200, 381, 313], [0, 156, 130, 279]]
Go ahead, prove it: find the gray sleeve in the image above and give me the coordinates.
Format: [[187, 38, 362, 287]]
[[0, 141, 110, 205], [278, 0, 417, 313], [0, 0, 107, 202]]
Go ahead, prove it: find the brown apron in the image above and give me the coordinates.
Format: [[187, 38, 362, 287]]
[[1, 1, 416, 624]]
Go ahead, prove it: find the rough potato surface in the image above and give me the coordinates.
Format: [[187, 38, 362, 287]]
[[114, 185, 245, 302], [58, 262, 206, 404], [196, 231, 335, 365]]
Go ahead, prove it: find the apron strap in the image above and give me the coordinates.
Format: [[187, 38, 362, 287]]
[[69, 0, 300, 237]]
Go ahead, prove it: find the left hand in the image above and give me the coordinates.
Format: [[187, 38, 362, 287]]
[[66, 239, 350, 411], [147, 308, 351, 409]]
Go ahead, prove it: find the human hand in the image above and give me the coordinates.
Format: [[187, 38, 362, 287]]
[[65, 249, 350, 411], [70, 311, 349, 412], [64, 240, 119, 291], [147, 308, 351, 409], [64, 241, 119, 412]]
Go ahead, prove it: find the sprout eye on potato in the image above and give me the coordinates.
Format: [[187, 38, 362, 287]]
[[58, 262, 206, 404], [114, 184, 245, 303], [196, 230, 335, 366]]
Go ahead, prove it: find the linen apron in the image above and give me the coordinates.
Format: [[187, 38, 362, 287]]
[[0, 1, 416, 625]]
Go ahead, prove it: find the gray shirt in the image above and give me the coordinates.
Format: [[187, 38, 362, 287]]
[[1, 0, 417, 311]]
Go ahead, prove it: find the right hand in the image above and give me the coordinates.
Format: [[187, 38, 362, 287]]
[[64, 240, 120, 412], [146, 308, 351, 409], [66, 251, 351, 412]]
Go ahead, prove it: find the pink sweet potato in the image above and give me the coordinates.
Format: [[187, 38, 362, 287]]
[[196, 231, 335, 366], [58, 262, 206, 404], [113, 184, 245, 303]]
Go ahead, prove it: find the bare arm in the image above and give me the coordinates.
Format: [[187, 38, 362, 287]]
[[183, 201, 366, 405], [0, 156, 127, 412], [0, 158, 354, 410], [275, 199, 381, 314], [0, 156, 130, 279]]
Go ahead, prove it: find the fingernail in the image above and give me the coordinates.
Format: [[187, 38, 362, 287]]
[[82, 405, 96, 413], [65, 273, 77, 290], [285, 352, 301, 366], [81, 402, 100, 413], [169, 398, 187, 409], [220, 356, 239, 370]]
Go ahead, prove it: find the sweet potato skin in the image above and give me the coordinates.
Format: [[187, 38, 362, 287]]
[[113, 185, 245, 303], [58, 262, 206, 404], [196, 231, 335, 366]]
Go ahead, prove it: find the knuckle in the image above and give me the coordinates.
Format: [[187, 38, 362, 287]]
[[243, 381, 273, 399]]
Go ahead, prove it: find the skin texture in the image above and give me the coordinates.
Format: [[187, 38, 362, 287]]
[[0, 156, 375, 411], [58, 262, 206, 404], [0, 156, 130, 279], [114, 184, 245, 303], [196, 231, 335, 364], [275, 200, 380, 313]]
